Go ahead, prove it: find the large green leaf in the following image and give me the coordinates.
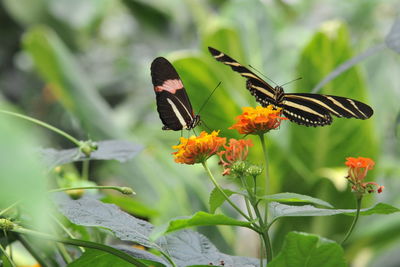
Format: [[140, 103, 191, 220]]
[[67, 249, 164, 267], [22, 26, 120, 139], [261, 192, 333, 208], [268, 232, 346, 267], [55, 194, 159, 249], [158, 230, 259, 267], [269, 202, 399, 223], [40, 140, 142, 169], [290, 21, 378, 173], [0, 111, 50, 231], [209, 187, 239, 213], [152, 211, 253, 239]]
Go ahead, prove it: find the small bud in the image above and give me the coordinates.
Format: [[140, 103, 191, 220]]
[[231, 161, 247, 177], [0, 218, 14, 231], [246, 164, 263, 177], [67, 189, 85, 199], [119, 187, 134, 195], [80, 140, 98, 157]]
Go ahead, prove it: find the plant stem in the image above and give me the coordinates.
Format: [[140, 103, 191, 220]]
[[258, 237, 264, 267], [252, 202, 272, 263], [17, 235, 50, 267], [0, 244, 17, 267], [49, 186, 135, 195], [341, 196, 362, 244], [0, 201, 21, 217], [240, 176, 254, 220], [202, 161, 251, 221], [159, 250, 178, 267], [13, 227, 147, 267], [51, 215, 85, 252], [82, 160, 90, 180], [0, 110, 81, 146], [56, 243, 73, 264], [258, 134, 270, 194], [258, 134, 273, 262]]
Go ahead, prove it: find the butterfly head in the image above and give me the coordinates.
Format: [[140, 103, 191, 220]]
[[274, 86, 285, 103], [188, 114, 201, 130]]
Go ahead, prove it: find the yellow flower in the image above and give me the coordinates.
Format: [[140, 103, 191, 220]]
[[172, 131, 226, 164], [229, 105, 287, 135]]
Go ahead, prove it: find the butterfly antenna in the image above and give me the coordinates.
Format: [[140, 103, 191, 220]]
[[280, 77, 302, 87], [197, 81, 222, 115], [201, 120, 212, 132], [248, 64, 279, 86]]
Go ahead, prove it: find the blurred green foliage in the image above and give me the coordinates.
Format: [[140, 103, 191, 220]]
[[0, 0, 399, 266]]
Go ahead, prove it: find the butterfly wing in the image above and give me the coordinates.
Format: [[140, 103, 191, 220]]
[[208, 47, 277, 106], [150, 57, 196, 130], [282, 93, 373, 127]]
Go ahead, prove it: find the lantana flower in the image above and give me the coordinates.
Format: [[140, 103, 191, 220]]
[[218, 139, 253, 176], [172, 131, 226, 164], [345, 157, 383, 194], [229, 105, 287, 135]]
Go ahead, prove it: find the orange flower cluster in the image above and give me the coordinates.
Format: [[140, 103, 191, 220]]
[[345, 157, 383, 194], [229, 105, 287, 135], [172, 131, 226, 164], [218, 139, 253, 175]]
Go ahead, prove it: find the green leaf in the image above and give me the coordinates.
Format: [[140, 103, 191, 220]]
[[67, 249, 162, 267], [152, 211, 253, 240], [55, 194, 159, 250], [101, 195, 159, 218], [268, 232, 346, 267], [290, 20, 378, 177], [158, 230, 259, 267], [1, 255, 13, 267], [269, 202, 400, 223], [209, 187, 238, 213], [22, 26, 121, 139], [40, 140, 143, 169], [121, 0, 170, 31], [260, 193, 333, 208]]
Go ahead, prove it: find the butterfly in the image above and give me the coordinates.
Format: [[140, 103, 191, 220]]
[[208, 47, 373, 127], [150, 57, 200, 130]]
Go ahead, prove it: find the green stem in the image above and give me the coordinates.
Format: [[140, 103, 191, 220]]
[[252, 203, 272, 263], [51, 215, 85, 252], [49, 186, 135, 195], [56, 243, 73, 264], [259, 235, 264, 267], [258, 134, 270, 194], [17, 235, 50, 267], [0, 244, 17, 267], [82, 160, 90, 180], [0, 110, 81, 146], [341, 196, 362, 244], [202, 161, 251, 221], [0, 201, 21, 217], [239, 176, 254, 220], [258, 134, 273, 262], [13, 227, 147, 267], [159, 250, 178, 267]]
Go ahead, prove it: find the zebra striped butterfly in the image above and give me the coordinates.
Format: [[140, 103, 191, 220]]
[[208, 47, 373, 127], [151, 57, 200, 130]]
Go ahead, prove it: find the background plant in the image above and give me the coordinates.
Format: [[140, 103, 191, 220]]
[[0, 0, 400, 266]]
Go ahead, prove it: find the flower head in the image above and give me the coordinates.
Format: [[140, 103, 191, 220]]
[[345, 157, 383, 195], [218, 138, 253, 175], [229, 105, 287, 135], [172, 131, 226, 164]]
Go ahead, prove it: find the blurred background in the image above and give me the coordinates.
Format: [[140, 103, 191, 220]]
[[0, 0, 399, 266]]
